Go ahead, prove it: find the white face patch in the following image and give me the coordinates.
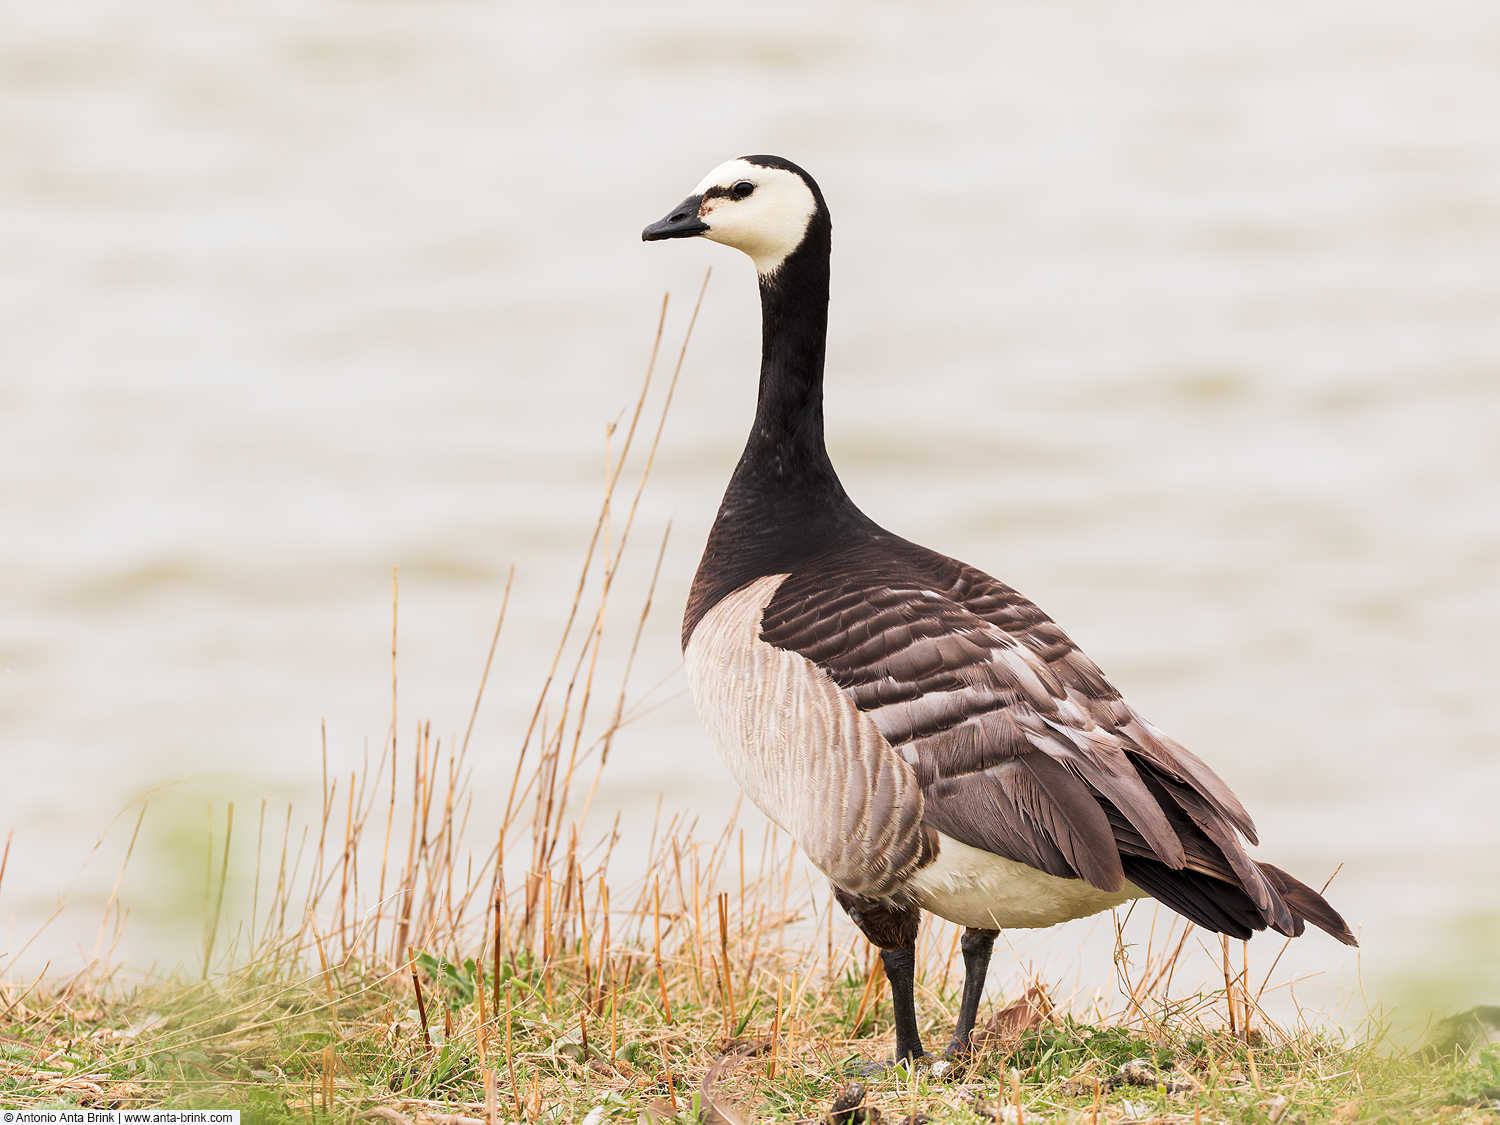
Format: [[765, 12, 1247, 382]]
[[690, 159, 818, 276]]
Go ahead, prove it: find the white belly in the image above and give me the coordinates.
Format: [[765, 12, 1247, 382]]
[[910, 832, 1144, 929]]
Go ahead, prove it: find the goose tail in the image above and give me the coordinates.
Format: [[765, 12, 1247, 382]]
[[1258, 861, 1358, 946]]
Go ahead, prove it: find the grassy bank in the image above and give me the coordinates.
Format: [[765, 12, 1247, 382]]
[[2, 855, 1494, 1125], [3, 295, 1493, 1124]]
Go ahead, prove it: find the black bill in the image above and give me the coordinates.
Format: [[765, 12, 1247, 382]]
[[642, 195, 708, 241]]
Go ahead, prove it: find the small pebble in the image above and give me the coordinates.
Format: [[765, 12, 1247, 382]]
[[1114, 1057, 1160, 1088], [830, 1082, 871, 1125], [1164, 1070, 1203, 1096], [1057, 1075, 1102, 1098]]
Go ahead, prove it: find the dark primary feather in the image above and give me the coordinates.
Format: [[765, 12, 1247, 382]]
[[759, 535, 1356, 946]]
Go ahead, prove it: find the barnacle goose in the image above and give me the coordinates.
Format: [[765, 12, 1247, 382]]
[[642, 156, 1356, 1063]]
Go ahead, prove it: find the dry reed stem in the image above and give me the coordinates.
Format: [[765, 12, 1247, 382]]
[[412, 963, 432, 1054], [201, 802, 235, 980], [91, 804, 148, 968], [496, 293, 670, 844], [1222, 934, 1239, 1038]]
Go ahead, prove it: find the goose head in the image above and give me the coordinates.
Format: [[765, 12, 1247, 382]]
[[642, 155, 825, 276]]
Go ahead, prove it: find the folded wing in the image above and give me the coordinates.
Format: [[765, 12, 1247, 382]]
[[759, 542, 1356, 945]]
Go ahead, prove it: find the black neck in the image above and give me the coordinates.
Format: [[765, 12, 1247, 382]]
[[684, 205, 879, 646], [733, 224, 839, 498]]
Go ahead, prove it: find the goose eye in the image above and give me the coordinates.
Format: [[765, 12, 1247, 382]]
[[731, 180, 755, 199]]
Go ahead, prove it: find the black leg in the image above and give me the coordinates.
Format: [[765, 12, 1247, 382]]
[[882, 944, 925, 1061], [944, 927, 997, 1056], [832, 885, 926, 1065]]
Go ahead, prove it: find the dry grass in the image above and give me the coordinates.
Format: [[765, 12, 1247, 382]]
[[1, 289, 1490, 1124]]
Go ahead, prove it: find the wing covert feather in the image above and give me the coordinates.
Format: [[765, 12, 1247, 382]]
[[759, 548, 1262, 902]]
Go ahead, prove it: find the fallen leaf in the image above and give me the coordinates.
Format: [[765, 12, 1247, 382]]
[[971, 985, 1053, 1049], [1331, 1100, 1361, 1123]]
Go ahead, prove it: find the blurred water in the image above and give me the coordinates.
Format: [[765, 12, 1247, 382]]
[[1, 0, 1498, 1021]]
